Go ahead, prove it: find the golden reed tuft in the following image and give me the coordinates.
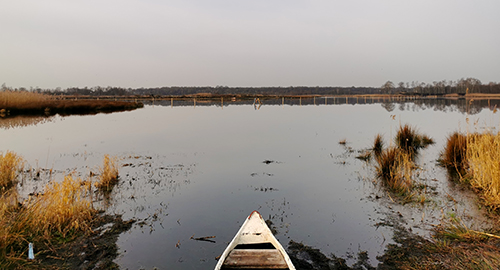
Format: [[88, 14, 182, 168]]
[[95, 154, 119, 192], [375, 146, 415, 194], [0, 151, 24, 191]]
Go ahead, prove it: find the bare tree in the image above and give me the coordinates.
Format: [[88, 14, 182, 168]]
[[381, 81, 395, 94]]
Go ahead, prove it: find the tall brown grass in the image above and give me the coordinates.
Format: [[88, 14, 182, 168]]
[[395, 124, 435, 155], [372, 125, 433, 195], [95, 155, 119, 192], [466, 131, 500, 209], [1, 90, 143, 116], [0, 151, 23, 192], [438, 132, 468, 176], [1, 175, 97, 266], [440, 130, 500, 209], [373, 134, 384, 158], [0, 90, 53, 110], [0, 189, 20, 254], [22, 175, 96, 239], [0, 151, 106, 267], [375, 146, 415, 194]]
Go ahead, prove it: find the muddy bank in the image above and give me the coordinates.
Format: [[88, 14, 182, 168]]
[[288, 240, 374, 270], [13, 215, 134, 270], [287, 212, 500, 270]]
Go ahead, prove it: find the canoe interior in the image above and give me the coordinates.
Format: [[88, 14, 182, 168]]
[[217, 211, 295, 270], [221, 244, 289, 269], [221, 251, 289, 269]]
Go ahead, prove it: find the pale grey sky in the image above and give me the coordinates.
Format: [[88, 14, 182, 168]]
[[1, 0, 499, 89]]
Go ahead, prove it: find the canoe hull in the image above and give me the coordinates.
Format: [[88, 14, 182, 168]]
[[215, 211, 295, 270]]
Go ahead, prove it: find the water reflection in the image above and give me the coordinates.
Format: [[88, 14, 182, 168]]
[[1, 100, 499, 269], [0, 115, 54, 129], [2, 97, 498, 130], [145, 96, 500, 116]]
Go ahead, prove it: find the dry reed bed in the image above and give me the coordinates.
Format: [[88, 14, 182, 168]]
[[0, 151, 120, 268], [0, 90, 143, 116], [441, 130, 500, 210]]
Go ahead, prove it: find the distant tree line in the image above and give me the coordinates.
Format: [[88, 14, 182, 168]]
[[381, 77, 500, 95], [2, 78, 500, 96]]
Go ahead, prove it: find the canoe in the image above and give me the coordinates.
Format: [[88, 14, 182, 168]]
[[215, 211, 296, 270]]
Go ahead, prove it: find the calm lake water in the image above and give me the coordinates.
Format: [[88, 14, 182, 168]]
[[2, 98, 499, 269]]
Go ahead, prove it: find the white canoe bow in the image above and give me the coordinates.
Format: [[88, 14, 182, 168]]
[[215, 211, 296, 270]]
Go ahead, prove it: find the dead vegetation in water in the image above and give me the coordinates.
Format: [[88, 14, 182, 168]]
[[395, 124, 435, 156], [95, 155, 119, 193], [374, 147, 416, 195], [373, 134, 384, 158], [368, 125, 434, 197], [355, 150, 372, 162]]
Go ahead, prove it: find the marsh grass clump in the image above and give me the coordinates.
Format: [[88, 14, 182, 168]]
[[438, 132, 468, 177], [0, 151, 23, 192], [373, 134, 384, 158], [371, 125, 433, 197], [395, 124, 435, 156], [95, 155, 119, 193], [375, 147, 415, 194]]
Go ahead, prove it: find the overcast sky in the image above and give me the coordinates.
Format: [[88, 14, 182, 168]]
[[1, 0, 499, 89]]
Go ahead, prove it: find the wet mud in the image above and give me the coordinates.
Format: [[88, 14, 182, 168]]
[[288, 240, 375, 270], [22, 215, 134, 270]]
